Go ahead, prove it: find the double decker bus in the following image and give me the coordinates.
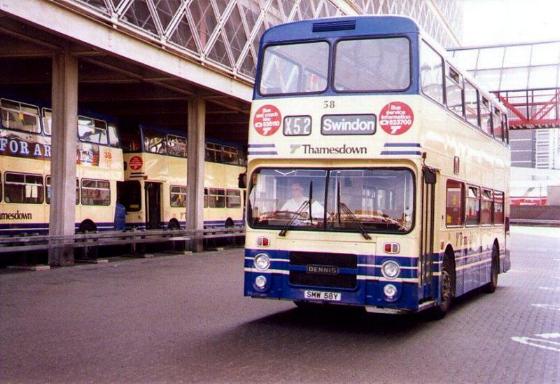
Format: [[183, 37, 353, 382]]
[[244, 16, 511, 317], [0, 97, 124, 235], [118, 125, 246, 230]]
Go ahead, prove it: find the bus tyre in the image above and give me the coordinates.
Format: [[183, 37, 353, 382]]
[[225, 218, 234, 228], [431, 257, 454, 320], [484, 246, 499, 293]]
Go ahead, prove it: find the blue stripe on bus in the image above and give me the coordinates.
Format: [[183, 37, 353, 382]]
[[380, 151, 422, 156], [245, 244, 510, 310], [0, 222, 115, 231], [383, 143, 421, 147], [248, 143, 276, 148], [248, 151, 278, 155]]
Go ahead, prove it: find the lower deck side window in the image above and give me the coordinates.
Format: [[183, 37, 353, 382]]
[[446, 179, 464, 226], [170, 185, 187, 208], [4, 172, 44, 204], [206, 188, 225, 208], [81, 179, 111, 206], [465, 186, 480, 225], [494, 191, 505, 224], [226, 189, 241, 208], [480, 189, 493, 224]]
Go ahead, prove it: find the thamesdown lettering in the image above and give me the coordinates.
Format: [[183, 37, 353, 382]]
[[303, 144, 367, 154], [0, 211, 33, 220]]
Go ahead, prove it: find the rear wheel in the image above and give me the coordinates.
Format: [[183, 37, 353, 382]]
[[431, 257, 454, 320], [484, 245, 499, 293]]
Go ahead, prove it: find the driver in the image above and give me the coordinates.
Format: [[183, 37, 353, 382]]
[[280, 181, 324, 219]]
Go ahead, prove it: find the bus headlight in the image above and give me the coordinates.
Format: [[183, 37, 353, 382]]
[[383, 284, 398, 301], [254, 253, 271, 271], [381, 260, 400, 279], [255, 275, 267, 289]]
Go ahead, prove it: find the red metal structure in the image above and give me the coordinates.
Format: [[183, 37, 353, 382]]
[[494, 88, 560, 130]]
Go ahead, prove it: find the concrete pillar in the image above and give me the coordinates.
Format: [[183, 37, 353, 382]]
[[48, 51, 78, 266], [187, 98, 206, 252]]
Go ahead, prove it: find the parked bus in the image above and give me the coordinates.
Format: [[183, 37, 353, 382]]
[[243, 16, 511, 318], [0, 97, 124, 235], [118, 125, 246, 230]]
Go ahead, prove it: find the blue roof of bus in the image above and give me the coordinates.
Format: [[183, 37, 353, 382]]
[[261, 16, 420, 44]]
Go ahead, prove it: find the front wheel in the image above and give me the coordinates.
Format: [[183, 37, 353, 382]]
[[483, 247, 499, 293], [430, 258, 454, 320]]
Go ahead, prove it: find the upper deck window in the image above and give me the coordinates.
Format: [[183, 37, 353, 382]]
[[259, 42, 329, 95], [1, 99, 41, 134], [78, 116, 108, 145], [334, 37, 410, 92]]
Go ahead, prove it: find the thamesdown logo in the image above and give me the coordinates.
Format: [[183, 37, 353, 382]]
[[290, 144, 367, 155], [0, 211, 33, 220]]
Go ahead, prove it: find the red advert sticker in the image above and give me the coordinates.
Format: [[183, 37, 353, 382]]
[[379, 102, 414, 135], [253, 105, 282, 136], [129, 155, 143, 171]]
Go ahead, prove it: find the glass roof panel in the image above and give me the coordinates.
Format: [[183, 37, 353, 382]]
[[531, 42, 560, 66], [503, 45, 532, 68], [500, 67, 529, 90], [528, 65, 559, 88], [477, 47, 504, 69], [472, 69, 501, 90], [452, 50, 478, 70]]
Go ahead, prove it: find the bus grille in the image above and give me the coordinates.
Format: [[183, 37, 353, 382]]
[[288, 252, 357, 289]]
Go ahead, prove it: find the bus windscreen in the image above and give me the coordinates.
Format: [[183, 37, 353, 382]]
[[259, 42, 329, 95], [248, 168, 414, 233], [334, 37, 410, 92]]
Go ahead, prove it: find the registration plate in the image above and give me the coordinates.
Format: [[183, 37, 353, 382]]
[[304, 290, 341, 301]]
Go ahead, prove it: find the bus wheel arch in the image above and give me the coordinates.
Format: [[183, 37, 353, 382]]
[[224, 217, 235, 228], [484, 241, 500, 293], [168, 218, 180, 230], [78, 219, 97, 233]]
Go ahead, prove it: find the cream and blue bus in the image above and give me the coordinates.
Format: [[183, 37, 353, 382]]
[[0, 97, 124, 235], [244, 16, 510, 318], [118, 125, 246, 230]]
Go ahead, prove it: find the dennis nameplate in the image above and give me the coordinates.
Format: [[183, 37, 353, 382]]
[[306, 264, 339, 275]]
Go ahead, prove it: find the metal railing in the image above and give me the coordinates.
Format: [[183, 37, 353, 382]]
[[0, 227, 245, 254]]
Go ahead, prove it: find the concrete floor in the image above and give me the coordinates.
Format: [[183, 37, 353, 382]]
[[1, 227, 559, 383]]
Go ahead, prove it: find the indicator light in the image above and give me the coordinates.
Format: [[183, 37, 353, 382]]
[[257, 236, 270, 247], [384, 242, 400, 254]]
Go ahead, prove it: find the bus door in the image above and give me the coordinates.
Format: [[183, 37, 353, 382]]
[[145, 182, 162, 229], [420, 167, 437, 298]]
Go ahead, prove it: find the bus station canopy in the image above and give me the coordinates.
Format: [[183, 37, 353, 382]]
[[449, 41, 560, 129]]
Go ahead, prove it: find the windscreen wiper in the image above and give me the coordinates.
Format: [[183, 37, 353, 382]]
[[278, 200, 309, 237], [336, 180, 371, 240], [279, 181, 313, 237]]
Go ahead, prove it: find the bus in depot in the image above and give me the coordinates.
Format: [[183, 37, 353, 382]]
[[243, 16, 511, 318], [0, 97, 124, 235], [118, 125, 246, 230]]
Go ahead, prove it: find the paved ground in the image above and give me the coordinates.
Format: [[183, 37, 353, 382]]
[[1, 226, 559, 384]]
